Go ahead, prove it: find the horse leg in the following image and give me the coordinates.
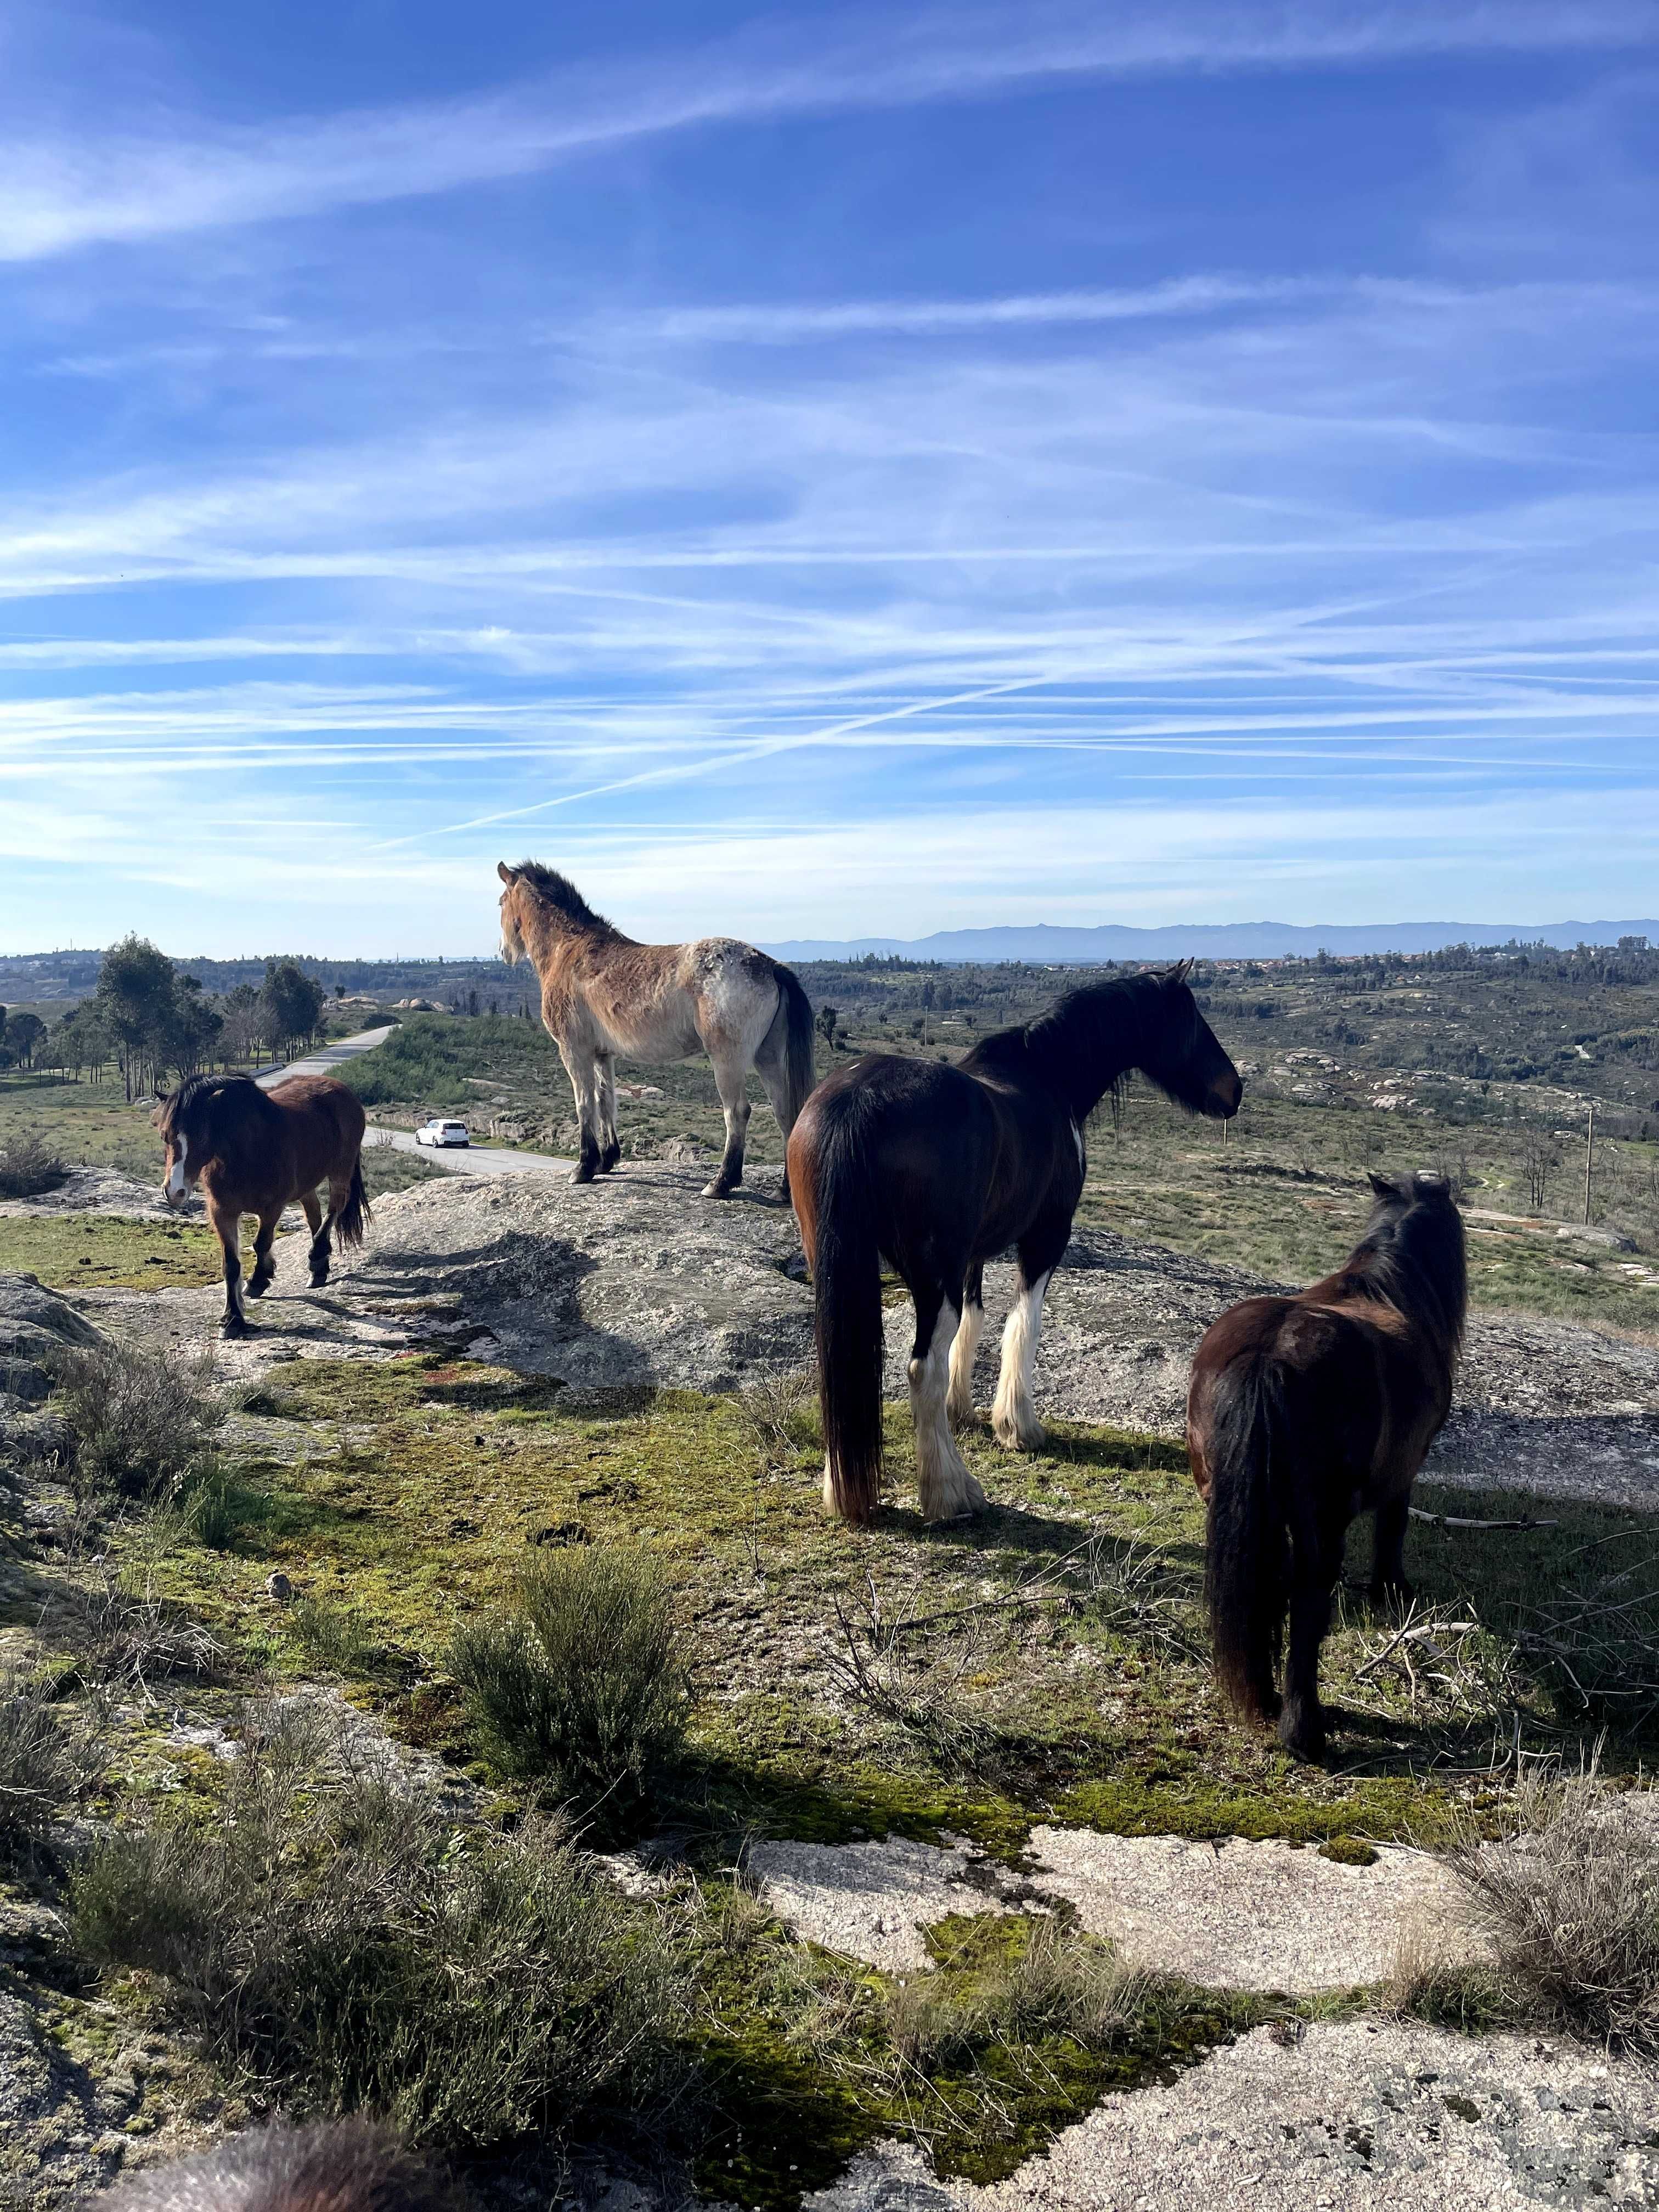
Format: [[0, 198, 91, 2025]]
[[947, 1262, 985, 1427], [992, 1227, 1065, 1450], [210, 1198, 250, 1340], [753, 1026, 798, 1203], [557, 1041, 603, 1184], [910, 1279, 987, 1522], [1370, 1493, 1414, 1611], [1279, 1537, 1335, 1762], [596, 1054, 622, 1173], [245, 1207, 282, 1300], [309, 1177, 347, 1286], [704, 1051, 752, 1200]]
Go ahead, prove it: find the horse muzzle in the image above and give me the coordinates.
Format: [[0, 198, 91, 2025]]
[[1208, 1073, 1244, 1119]]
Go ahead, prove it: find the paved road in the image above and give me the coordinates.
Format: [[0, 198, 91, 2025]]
[[255, 1026, 394, 1087], [256, 1024, 572, 1178], [366, 1128, 573, 1178]]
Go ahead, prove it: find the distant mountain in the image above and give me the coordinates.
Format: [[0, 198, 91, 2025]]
[[759, 920, 1659, 964]]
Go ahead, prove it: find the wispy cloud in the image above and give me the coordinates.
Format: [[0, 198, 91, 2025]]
[[2, 2, 1654, 261]]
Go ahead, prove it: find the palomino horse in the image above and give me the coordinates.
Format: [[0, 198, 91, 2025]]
[[155, 1073, 370, 1338], [497, 860, 816, 1198], [1188, 1170, 1466, 1760], [788, 964, 1242, 1524]]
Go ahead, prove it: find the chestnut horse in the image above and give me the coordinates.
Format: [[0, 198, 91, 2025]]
[[1187, 1170, 1466, 1760], [789, 965, 1242, 1525], [155, 1072, 369, 1338], [498, 860, 816, 1199]]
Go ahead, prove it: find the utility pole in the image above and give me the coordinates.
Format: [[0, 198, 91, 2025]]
[[1583, 1099, 1595, 1226]]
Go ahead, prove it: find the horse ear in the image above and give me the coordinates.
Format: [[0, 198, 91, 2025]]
[[1165, 958, 1193, 988], [1367, 1170, 1400, 1200], [496, 861, 516, 887]]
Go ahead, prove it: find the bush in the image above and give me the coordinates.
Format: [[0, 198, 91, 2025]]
[[50, 1336, 222, 1499], [287, 1593, 382, 1678], [72, 1702, 695, 2150], [0, 1669, 104, 1852], [887, 1916, 1141, 2072], [449, 1548, 689, 1836], [1449, 1770, 1659, 2053], [0, 1127, 67, 1199], [42, 1561, 225, 1691]]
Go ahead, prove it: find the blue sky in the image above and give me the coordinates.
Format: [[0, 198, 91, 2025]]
[[3, 0, 1658, 956]]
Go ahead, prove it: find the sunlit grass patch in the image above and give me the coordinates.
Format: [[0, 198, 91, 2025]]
[[0, 1212, 225, 1290]]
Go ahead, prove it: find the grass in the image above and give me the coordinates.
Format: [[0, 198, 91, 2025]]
[[49, 1334, 223, 1499], [0, 1668, 104, 1852], [0, 1212, 225, 1289], [449, 1545, 690, 1838], [1447, 1769, 1659, 2053], [126, 1352, 1659, 1871], [72, 1699, 698, 2154]]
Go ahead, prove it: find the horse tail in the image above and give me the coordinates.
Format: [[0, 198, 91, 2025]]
[[335, 1160, 371, 1248], [1203, 1353, 1289, 1724], [803, 1089, 885, 1525], [767, 960, 818, 1130]]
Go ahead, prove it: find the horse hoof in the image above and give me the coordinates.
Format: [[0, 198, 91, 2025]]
[[702, 1179, 737, 1200], [598, 1145, 622, 1173], [571, 1160, 597, 1186], [308, 1271, 329, 1290], [245, 1277, 270, 1302], [992, 1412, 1044, 1453], [222, 1316, 252, 1342]]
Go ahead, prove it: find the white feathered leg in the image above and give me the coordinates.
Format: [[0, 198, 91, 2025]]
[[991, 1271, 1050, 1451], [911, 1303, 986, 1521]]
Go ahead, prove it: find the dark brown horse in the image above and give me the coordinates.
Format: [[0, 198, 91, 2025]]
[[155, 1072, 370, 1338], [788, 965, 1242, 1525], [1188, 1170, 1466, 1760]]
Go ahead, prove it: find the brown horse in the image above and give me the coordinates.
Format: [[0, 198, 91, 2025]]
[[155, 1072, 370, 1338], [498, 860, 816, 1198], [1187, 1170, 1466, 1760], [789, 965, 1242, 1525]]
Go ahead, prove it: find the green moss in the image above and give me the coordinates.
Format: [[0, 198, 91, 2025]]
[[1319, 1834, 1380, 1866]]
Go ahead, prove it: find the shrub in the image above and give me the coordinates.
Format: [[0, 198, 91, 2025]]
[[1448, 1770, 1659, 2053], [0, 1669, 104, 1852], [449, 1549, 689, 1837], [888, 1916, 1142, 2071], [287, 1594, 382, 1678], [50, 1336, 222, 1499], [72, 1702, 695, 2150], [0, 1127, 67, 1200], [42, 1561, 225, 1691]]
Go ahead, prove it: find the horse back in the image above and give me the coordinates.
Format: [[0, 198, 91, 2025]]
[[264, 1076, 367, 1188]]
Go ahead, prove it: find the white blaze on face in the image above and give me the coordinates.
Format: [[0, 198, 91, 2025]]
[[165, 1130, 189, 1203]]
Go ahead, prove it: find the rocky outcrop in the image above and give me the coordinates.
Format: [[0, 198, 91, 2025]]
[[57, 1163, 1659, 1511]]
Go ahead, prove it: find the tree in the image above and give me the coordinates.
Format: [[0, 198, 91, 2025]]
[[221, 985, 263, 1069], [259, 960, 326, 1062], [816, 1004, 840, 1052], [96, 935, 178, 1102], [5, 1011, 45, 1070], [1520, 1127, 1560, 1213]]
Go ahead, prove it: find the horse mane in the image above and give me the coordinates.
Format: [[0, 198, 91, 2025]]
[[994, 971, 1164, 1120], [509, 861, 618, 936], [155, 1070, 280, 1137], [1347, 1174, 1468, 1361]]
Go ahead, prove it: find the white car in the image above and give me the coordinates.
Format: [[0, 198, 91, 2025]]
[[415, 1117, 471, 1148]]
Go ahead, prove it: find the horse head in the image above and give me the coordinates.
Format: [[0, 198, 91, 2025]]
[[496, 861, 530, 966], [1139, 963, 1244, 1121]]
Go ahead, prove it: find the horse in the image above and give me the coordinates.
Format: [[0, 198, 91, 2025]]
[[154, 1071, 370, 1339], [1187, 1170, 1466, 1761], [497, 859, 816, 1199], [102, 2118, 457, 2212], [787, 963, 1242, 1525]]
